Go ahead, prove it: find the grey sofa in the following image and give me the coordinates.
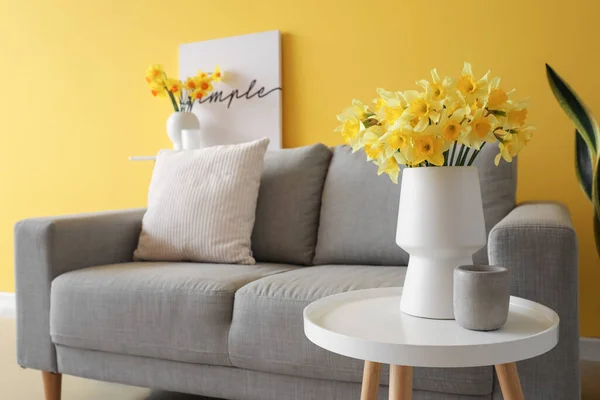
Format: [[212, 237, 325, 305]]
[[15, 144, 579, 400]]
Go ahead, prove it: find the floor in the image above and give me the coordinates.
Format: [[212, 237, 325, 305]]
[[1, 317, 599, 399]]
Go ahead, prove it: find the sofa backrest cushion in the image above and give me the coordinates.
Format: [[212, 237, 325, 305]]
[[313, 145, 517, 266], [471, 144, 518, 264], [251, 144, 332, 266], [313, 146, 408, 266]]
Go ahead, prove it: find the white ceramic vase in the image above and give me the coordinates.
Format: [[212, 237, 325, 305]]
[[396, 167, 487, 320], [181, 128, 219, 149], [166, 112, 200, 150]]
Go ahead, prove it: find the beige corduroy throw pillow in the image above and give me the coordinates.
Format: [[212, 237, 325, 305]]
[[134, 138, 270, 264]]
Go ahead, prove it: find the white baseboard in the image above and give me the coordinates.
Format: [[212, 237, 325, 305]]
[[0, 292, 15, 318], [581, 337, 600, 362]]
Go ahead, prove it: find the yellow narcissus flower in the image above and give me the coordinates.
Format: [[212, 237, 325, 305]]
[[494, 138, 516, 166], [212, 65, 224, 82], [334, 118, 361, 148], [438, 108, 467, 142], [457, 62, 490, 103], [379, 129, 410, 158], [165, 78, 182, 94], [364, 142, 383, 161], [445, 89, 471, 116], [373, 97, 386, 113], [361, 127, 385, 160], [517, 126, 535, 147], [149, 81, 167, 98], [375, 155, 403, 183], [494, 126, 535, 165], [196, 78, 213, 94], [470, 99, 484, 114], [409, 135, 447, 166], [507, 108, 528, 127], [486, 77, 509, 110], [188, 78, 214, 103], [336, 100, 378, 150], [335, 101, 368, 150], [500, 98, 529, 128], [388, 109, 416, 132], [463, 109, 497, 149], [416, 68, 454, 103], [338, 99, 369, 121], [183, 77, 197, 91], [145, 64, 165, 84], [401, 90, 442, 132], [190, 89, 207, 101], [374, 88, 405, 128], [197, 69, 209, 80]]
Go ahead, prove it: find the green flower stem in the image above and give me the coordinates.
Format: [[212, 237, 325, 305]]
[[450, 142, 458, 166], [167, 90, 179, 112], [456, 145, 465, 166], [462, 147, 472, 165], [467, 150, 480, 166], [459, 148, 468, 166], [467, 143, 486, 166]]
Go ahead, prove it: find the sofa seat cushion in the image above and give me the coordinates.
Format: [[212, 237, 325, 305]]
[[229, 265, 493, 396], [50, 262, 295, 366]]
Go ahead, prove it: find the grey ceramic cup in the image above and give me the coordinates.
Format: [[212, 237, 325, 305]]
[[453, 265, 510, 331]]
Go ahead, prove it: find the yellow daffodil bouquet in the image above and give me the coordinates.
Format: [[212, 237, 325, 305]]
[[335, 62, 535, 183], [145, 64, 224, 112]]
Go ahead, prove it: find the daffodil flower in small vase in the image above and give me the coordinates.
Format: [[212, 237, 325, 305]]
[[145, 64, 225, 150], [335, 62, 534, 320]]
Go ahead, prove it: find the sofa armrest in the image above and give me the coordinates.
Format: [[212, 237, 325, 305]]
[[488, 202, 579, 399], [15, 208, 145, 372]]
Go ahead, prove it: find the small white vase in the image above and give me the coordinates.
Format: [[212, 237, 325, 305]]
[[396, 167, 486, 320], [182, 129, 218, 149], [166, 112, 200, 150]]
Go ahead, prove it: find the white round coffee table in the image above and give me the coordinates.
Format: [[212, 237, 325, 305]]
[[303, 287, 559, 400]]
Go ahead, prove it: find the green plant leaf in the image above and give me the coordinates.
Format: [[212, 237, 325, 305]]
[[576, 130, 594, 201], [593, 143, 600, 256], [546, 64, 598, 156], [594, 154, 600, 219], [548, 64, 600, 257], [594, 214, 600, 256]]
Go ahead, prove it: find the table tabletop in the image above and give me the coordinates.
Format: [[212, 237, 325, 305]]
[[303, 287, 559, 368]]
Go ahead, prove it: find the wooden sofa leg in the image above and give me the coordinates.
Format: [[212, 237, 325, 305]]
[[42, 371, 62, 400]]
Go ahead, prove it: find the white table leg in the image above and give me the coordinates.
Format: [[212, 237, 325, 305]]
[[495, 363, 525, 400], [360, 361, 382, 400], [389, 365, 413, 400]]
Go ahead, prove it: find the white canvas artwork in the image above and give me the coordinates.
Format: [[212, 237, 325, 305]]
[[179, 30, 282, 149]]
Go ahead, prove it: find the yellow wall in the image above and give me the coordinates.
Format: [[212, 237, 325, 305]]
[[1, 0, 599, 335]]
